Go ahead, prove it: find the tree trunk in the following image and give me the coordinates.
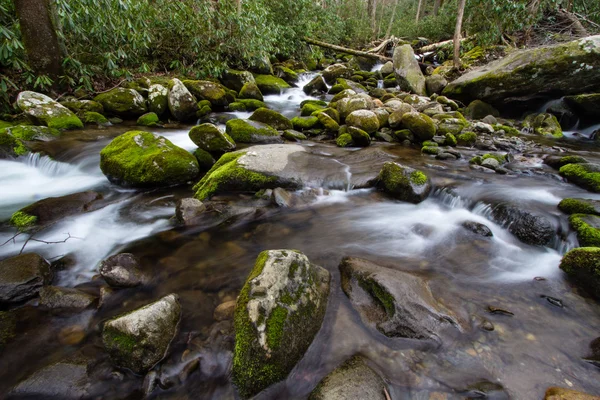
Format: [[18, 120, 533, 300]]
[[368, 0, 377, 39], [303, 37, 392, 62], [385, 0, 400, 38], [453, 0, 466, 69], [14, 0, 65, 78], [416, 0, 425, 23], [236, 0, 242, 15], [433, 0, 442, 16]]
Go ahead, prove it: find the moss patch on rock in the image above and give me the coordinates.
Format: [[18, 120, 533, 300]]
[[560, 163, 600, 193], [249, 108, 292, 130], [9, 211, 37, 231], [558, 198, 600, 216], [225, 119, 281, 143], [560, 247, 600, 299], [137, 112, 160, 127], [376, 162, 432, 203], [569, 214, 600, 247], [253, 74, 291, 95]]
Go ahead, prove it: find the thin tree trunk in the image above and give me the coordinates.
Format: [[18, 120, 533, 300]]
[[385, 0, 400, 38], [416, 0, 425, 23], [14, 0, 65, 78], [236, 0, 241, 15], [453, 0, 467, 69], [368, 0, 378, 39], [433, 0, 441, 16]]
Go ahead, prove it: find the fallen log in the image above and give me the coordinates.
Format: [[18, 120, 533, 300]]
[[303, 37, 392, 62], [416, 36, 472, 53]]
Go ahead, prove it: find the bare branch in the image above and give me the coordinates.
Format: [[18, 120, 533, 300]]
[[19, 233, 80, 255]]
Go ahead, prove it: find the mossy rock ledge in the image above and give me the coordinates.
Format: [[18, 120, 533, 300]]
[[100, 130, 199, 188], [560, 247, 600, 300], [375, 162, 432, 204], [193, 144, 305, 200], [17, 91, 83, 130], [558, 198, 600, 216], [339, 257, 460, 342], [233, 250, 330, 398], [102, 294, 181, 374]]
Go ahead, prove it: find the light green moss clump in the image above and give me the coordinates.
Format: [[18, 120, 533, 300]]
[[225, 119, 280, 143], [84, 112, 109, 125], [301, 102, 326, 116], [421, 146, 440, 155], [137, 112, 160, 126], [9, 211, 37, 230], [558, 198, 600, 216], [482, 153, 506, 163], [336, 133, 354, 147], [249, 108, 293, 130], [291, 116, 319, 130], [228, 102, 247, 112], [237, 99, 266, 111], [493, 124, 521, 136], [457, 131, 477, 146], [559, 247, 600, 299], [2, 125, 60, 141], [316, 112, 340, 133], [253, 74, 291, 95], [444, 133, 457, 146], [410, 170, 428, 186], [569, 214, 600, 247], [377, 162, 431, 203], [559, 163, 600, 193], [357, 277, 395, 318]]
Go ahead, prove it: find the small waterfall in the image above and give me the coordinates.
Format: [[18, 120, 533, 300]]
[[377, 80, 384, 89], [24, 153, 73, 176]]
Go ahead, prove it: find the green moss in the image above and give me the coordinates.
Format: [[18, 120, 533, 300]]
[[457, 131, 477, 146], [265, 306, 289, 350], [569, 214, 600, 247], [237, 99, 266, 111], [229, 102, 247, 112], [0, 120, 15, 130], [193, 152, 278, 200], [558, 198, 600, 215], [9, 211, 37, 230], [410, 170, 428, 185], [316, 112, 339, 132], [313, 107, 340, 123], [493, 124, 521, 136], [444, 133, 457, 146], [422, 141, 438, 147], [137, 112, 160, 126], [401, 112, 436, 142], [84, 112, 109, 125], [94, 88, 147, 117], [182, 80, 228, 107], [47, 114, 84, 130], [2, 125, 60, 140], [524, 113, 563, 138], [377, 162, 431, 203], [336, 133, 354, 147], [253, 74, 291, 95], [301, 103, 326, 116], [225, 119, 280, 143], [193, 148, 216, 172], [421, 146, 440, 155], [560, 163, 600, 193], [249, 108, 292, 130], [482, 153, 506, 163], [357, 277, 395, 317], [559, 247, 600, 299], [470, 156, 483, 165], [291, 116, 319, 130], [102, 326, 137, 355]]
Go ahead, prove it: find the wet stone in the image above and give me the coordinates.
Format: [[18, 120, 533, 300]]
[[462, 221, 493, 237], [99, 253, 144, 288], [39, 286, 96, 310], [0, 253, 53, 303], [176, 198, 206, 226]]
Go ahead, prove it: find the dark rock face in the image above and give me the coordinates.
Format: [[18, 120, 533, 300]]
[[0, 253, 53, 303], [339, 257, 461, 343], [99, 253, 144, 288], [491, 204, 555, 246], [39, 286, 96, 310], [462, 221, 493, 237], [16, 190, 102, 227]]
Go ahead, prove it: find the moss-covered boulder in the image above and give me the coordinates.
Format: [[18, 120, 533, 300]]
[[148, 84, 168, 116], [137, 112, 160, 127], [253, 74, 291, 95], [183, 80, 229, 108], [558, 198, 600, 216], [0, 253, 52, 303], [564, 93, 600, 120], [236, 99, 266, 111], [94, 88, 148, 118], [249, 108, 293, 130], [560, 163, 600, 192], [17, 91, 83, 130], [443, 35, 600, 108], [102, 294, 181, 374], [168, 78, 199, 122], [388, 103, 416, 128], [291, 116, 319, 130], [376, 162, 432, 203], [189, 123, 236, 154], [225, 119, 282, 143], [569, 214, 600, 247], [457, 131, 478, 146], [337, 94, 374, 120], [60, 99, 104, 115], [464, 100, 499, 120], [339, 257, 459, 341], [100, 130, 199, 188], [523, 113, 563, 138], [309, 355, 388, 400], [233, 250, 330, 398], [336, 133, 354, 147], [83, 112, 110, 126], [436, 117, 468, 135], [301, 101, 326, 116], [0, 130, 27, 158], [545, 155, 587, 170], [321, 64, 353, 84], [1, 125, 61, 142], [400, 112, 436, 142], [222, 69, 256, 92], [334, 78, 367, 94], [274, 65, 299, 83], [283, 129, 308, 141], [345, 110, 380, 134], [392, 45, 426, 96], [316, 112, 340, 133], [425, 74, 448, 96], [193, 144, 305, 200], [560, 247, 600, 299], [346, 127, 371, 147], [239, 82, 264, 101], [303, 75, 327, 95]]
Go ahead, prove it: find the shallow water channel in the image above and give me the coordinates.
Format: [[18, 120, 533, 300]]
[[1, 75, 600, 399]]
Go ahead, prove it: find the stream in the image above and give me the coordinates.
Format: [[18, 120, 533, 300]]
[[1, 73, 600, 399]]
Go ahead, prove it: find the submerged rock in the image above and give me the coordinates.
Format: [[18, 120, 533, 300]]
[[375, 162, 432, 204], [175, 198, 206, 226], [39, 286, 96, 310], [100, 130, 199, 188], [0, 253, 52, 303], [491, 204, 554, 246], [443, 35, 600, 108], [309, 355, 388, 400], [462, 221, 493, 237], [99, 253, 144, 288], [17, 91, 83, 130], [94, 87, 148, 118], [339, 257, 460, 342], [232, 250, 330, 398], [393, 44, 426, 96], [225, 119, 282, 144], [189, 123, 236, 154], [560, 163, 600, 193], [102, 294, 181, 373]]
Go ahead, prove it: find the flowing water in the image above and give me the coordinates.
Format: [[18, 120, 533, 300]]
[[1, 77, 600, 399]]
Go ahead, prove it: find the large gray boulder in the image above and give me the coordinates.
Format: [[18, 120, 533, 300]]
[[0, 253, 52, 303], [339, 257, 460, 342], [221, 69, 256, 92], [443, 35, 600, 108], [393, 45, 426, 96], [168, 78, 199, 121], [17, 91, 83, 130], [102, 294, 181, 373], [232, 250, 330, 398]]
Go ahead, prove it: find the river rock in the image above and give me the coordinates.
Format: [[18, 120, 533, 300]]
[[60, 99, 104, 115], [213, 300, 236, 321], [393, 44, 426, 96], [560, 163, 600, 193], [239, 82, 264, 101], [462, 221, 493, 237], [99, 253, 144, 288], [322, 64, 353, 84], [524, 113, 563, 138], [39, 286, 96, 310], [400, 112, 436, 142], [0, 253, 52, 303], [545, 155, 588, 170], [94, 87, 148, 118], [100, 130, 199, 188], [464, 100, 499, 120], [9, 356, 92, 399], [375, 162, 432, 203], [102, 294, 181, 373], [560, 247, 600, 299], [189, 123, 236, 154], [339, 257, 460, 342], [388, 103, 416, 128], [17, 91, 83, 130], [303, 75, 328, 95], [193, 144, 304, 200], [380, 61, 394, 76], [175, 198, 206, 226], [249, 108, 293, 130], [569, 214, 600, 247], [544, 387, 599, 399], [564, 93, 600, 120], [9, 190, 102, 230], [425, 74, 448, 95], [183, 80, 229, 108], [491, 204, 554, 246], [443, 35, 600, 109], [309, 355, 388, 400], [253, 74, 291, 95], [232, 250, 330, 398], [337, 94, 374, 120], [148, 84, 168, 116], [345, 110, 380, 134], [225, 119, 282, 143], [222, 69, 256, 92], [558, 198, 600, 216]]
